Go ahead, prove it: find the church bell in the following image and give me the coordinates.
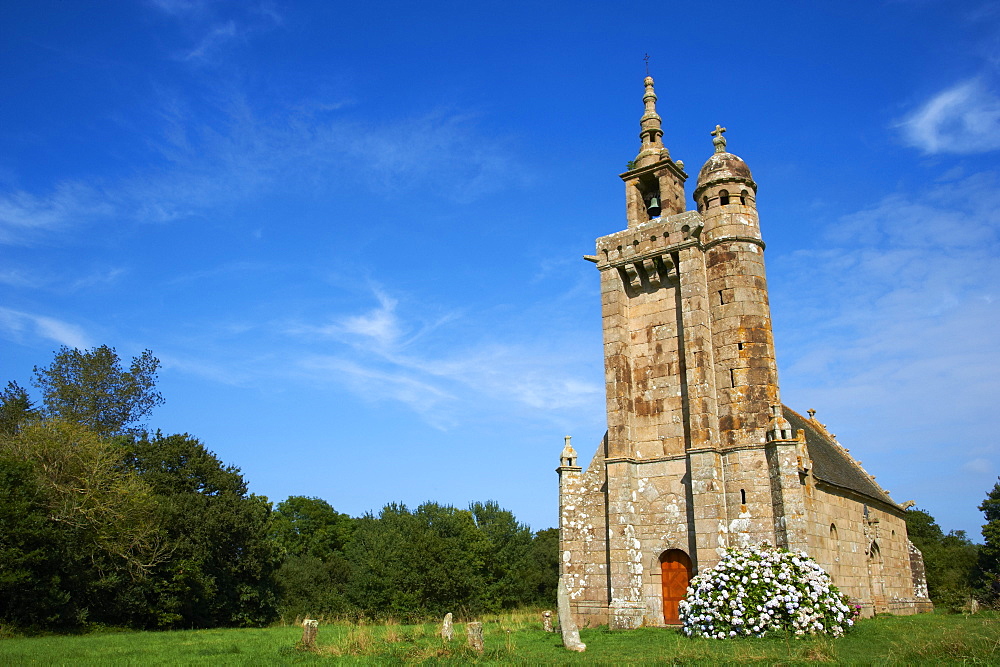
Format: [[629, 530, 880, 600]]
[[646, 195, 661, 217]]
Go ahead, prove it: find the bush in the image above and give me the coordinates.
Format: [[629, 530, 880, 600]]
[[680, 545, 854, 639]]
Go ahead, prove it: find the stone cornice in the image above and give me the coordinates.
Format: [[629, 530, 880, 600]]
[[619, 158, 687, 182], [813, 479, 904, 515], [598, 239, 698, 271]]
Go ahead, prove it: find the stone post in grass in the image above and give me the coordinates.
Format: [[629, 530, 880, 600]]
[[466, 621, 484, 653], [557, 576, 586, 652], [300, 619, 319, 649], [441, 612, 454, 641], [542, 610, 554, 632]]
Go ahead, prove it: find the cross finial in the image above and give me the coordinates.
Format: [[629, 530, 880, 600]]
[[644, 53, 650, 75], [711, 124, 727, 153]]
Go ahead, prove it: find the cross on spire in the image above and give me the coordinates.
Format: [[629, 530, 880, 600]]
[[644, 53, 650, 75], [711, 124, 727, 153]]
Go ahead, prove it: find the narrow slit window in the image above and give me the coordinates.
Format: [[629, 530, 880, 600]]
[[740, 489, 746, 504], [719, 189, 730, 205], [718, 290, 725, 305], [737, 342, 744, 350], [730, 369, 736, 388], [740, 189, 748, 205]]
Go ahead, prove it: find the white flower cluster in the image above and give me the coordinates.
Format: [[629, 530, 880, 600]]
[[679, 545, 854, 639]]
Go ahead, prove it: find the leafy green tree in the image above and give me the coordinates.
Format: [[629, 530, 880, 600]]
[[275, 554, 353, 620], [272, 496, 354, 620], [0, 418, 168, 630], [978, 478, 1000, 604], [120, 432, 282, 628], [905, 507, 979, 611], [410, 502, 488, 615], [344, 503, 418, 617], [273, 496, 354, 561], [0, 381, 37, 437], [33, 345, 163, 437], [470, 501, 534, 611], [0, 456, 75, 628], [527, 527, 559, 605], [346, 502, 488, 620], [0, 419, 166, 576]]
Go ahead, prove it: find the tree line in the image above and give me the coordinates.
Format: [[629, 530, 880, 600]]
[[0, 346, 557, 631], [1, 345, 998, 632]]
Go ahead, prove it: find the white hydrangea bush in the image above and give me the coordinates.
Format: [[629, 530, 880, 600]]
[[679, 545, 854, 639]]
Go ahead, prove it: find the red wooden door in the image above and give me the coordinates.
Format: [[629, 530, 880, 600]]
[[660, 550, 692, 625]]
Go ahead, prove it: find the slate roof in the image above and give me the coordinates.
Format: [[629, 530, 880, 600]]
[[783, 405, 898, 508]]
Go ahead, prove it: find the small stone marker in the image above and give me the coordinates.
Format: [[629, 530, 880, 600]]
[[440, 612, 453, 641], [301, 618, 319, 649], [557, 576, 586, 652], [542, 610, 554, 632], [466, 621, 484, 653]]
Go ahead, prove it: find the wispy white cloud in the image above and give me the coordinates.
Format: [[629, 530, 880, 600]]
[[0, 182, 115, 245], [0, 91, 522, 244], [70, 268, 127, 291], [334, 291, 401, 349], [0, 266, 125, 295], [146, 0, 210, 16], [158, 351, 259, 387], [0, 269, 43, 289], [286, 287, 602, 428], [897, 78, 1000, 154], [0, 308, 91, 349], [299, 355, 458, 428], [146, 1, 282, 64], [181, 20, 239, 62]]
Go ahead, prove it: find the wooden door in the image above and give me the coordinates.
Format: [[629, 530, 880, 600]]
[[660, 550, 692, 625]]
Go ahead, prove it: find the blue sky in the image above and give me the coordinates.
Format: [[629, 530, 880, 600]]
[[2, 0, 998, 538]]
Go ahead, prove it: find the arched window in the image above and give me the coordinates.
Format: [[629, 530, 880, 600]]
[[703, 196, 710, 210], [719, 189, 730, 205], [740, 189, 748, 205]]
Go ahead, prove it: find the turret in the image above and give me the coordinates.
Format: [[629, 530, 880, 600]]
[[695, 127, 779, 448], [694, 125, 759, 243]]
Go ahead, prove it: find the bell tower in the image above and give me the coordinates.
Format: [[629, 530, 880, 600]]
[[585, 76, 731, 629], [621, 77, 687, 227]]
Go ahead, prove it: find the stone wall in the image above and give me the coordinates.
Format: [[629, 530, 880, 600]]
[[804, 482, 931, 615], [558, 436, 610, 628]]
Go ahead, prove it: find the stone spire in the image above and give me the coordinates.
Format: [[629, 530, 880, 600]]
[[635, 76, 668, 168]]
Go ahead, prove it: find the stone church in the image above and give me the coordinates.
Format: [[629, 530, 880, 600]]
[[557, 76, 932, 629]]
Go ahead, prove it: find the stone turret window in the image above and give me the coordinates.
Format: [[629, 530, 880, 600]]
[[740, 190, 748, 205], [703, 196, 710, 210], [719, 189, 730, 205]]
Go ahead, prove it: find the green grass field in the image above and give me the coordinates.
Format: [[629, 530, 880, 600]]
[[1, 611, 997, 664]]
